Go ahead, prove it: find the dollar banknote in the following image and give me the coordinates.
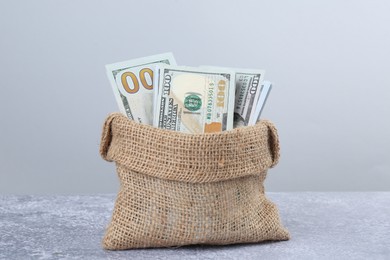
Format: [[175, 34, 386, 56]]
[[105, 53, 176, 125], [153, 65, 236, 133], [248, 81, 272, 126], [231, 69, 266, 127], [201, 67, 265, 128]]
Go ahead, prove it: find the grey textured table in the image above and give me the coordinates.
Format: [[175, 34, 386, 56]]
[[1, 193, 389, 260]]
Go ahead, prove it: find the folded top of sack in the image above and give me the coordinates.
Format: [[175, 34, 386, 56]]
[[100, 113, 280, 183]]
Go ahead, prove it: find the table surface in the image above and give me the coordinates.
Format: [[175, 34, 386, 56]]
[[1, 192, 389, 260]]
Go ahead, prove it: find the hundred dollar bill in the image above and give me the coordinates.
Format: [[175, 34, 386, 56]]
[[233, 69, 265, 127], [201, 67, 265, 128], [105, 53, 176, 125], [153, 65, 235, 133], [248, 81, 272, 126]]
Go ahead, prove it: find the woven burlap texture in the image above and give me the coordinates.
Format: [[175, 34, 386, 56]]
[[100, 113, 289, 250]]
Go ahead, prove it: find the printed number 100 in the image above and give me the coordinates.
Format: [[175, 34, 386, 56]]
[[121, 68, 153, 94]]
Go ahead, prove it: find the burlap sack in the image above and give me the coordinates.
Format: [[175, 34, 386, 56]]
[[100, 113, 289, 250]]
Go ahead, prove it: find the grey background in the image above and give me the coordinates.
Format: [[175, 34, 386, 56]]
[[0, 0, 389, 194]]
